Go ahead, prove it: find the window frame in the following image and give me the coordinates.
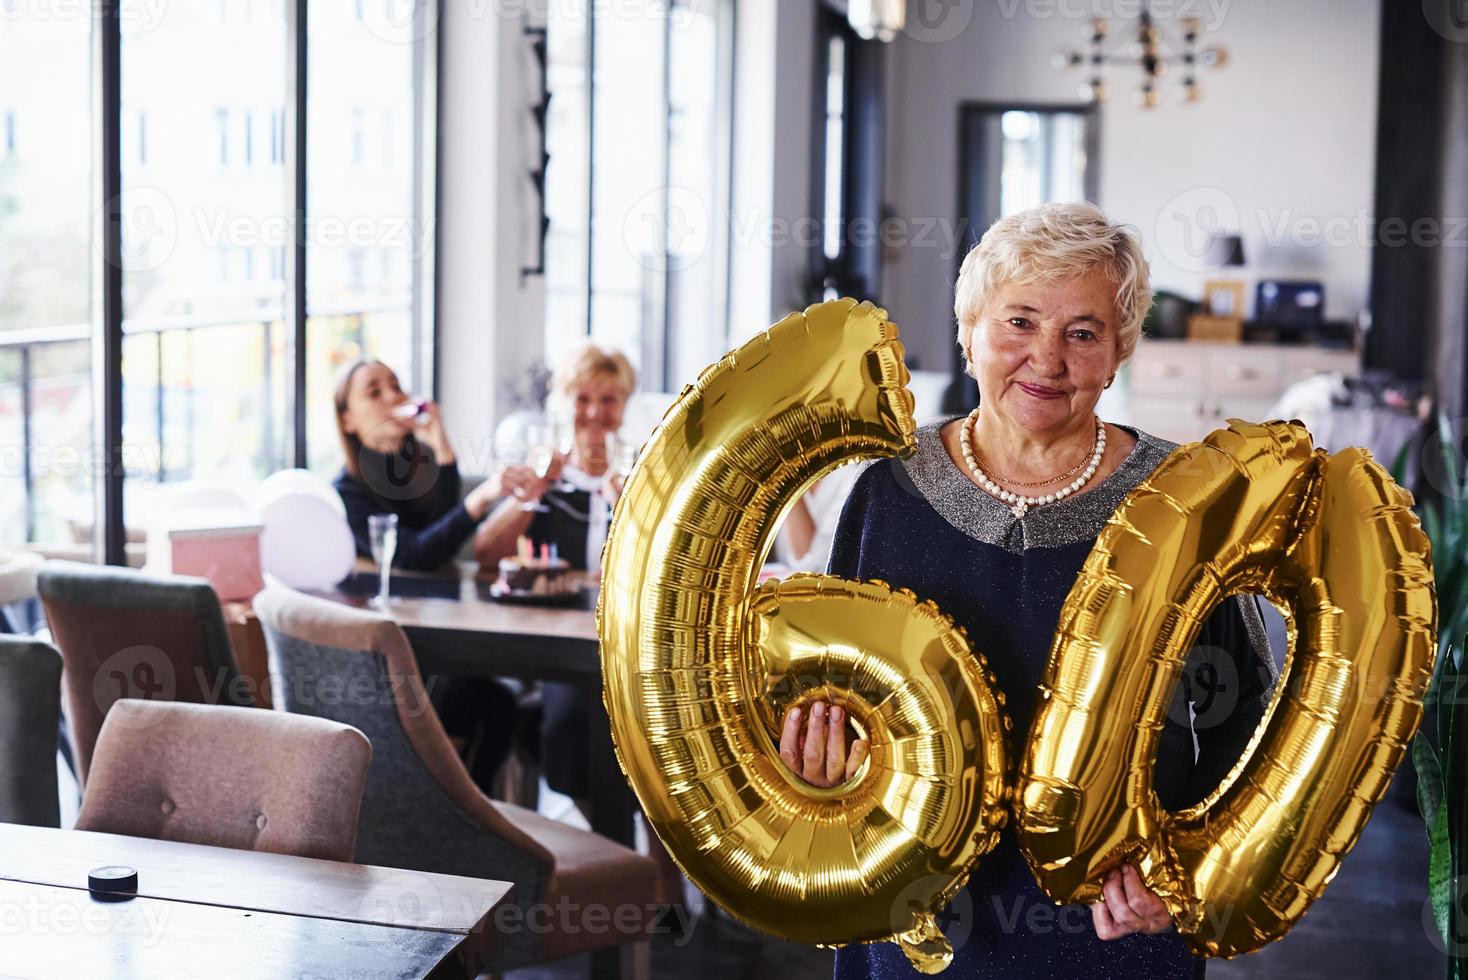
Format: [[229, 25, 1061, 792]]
[[810, 3, 885, 304], [78, 0, 443, 564], [546, 0, 736, 394]]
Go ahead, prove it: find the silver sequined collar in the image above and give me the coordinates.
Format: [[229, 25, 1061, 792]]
[[897, 417, 1178, 554]]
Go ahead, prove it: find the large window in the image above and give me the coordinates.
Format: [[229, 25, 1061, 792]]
[[0, 12, 94, 549], [0, 1, 438, 559], [119, 2, 291, 542], [811, 6, 884, 305], [305, 1, 420, 474], [544, 0, 733, 393]]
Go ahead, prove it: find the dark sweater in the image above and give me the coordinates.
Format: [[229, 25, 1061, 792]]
[[333, 437, 479, 572], [829, 420, 1277, 980]]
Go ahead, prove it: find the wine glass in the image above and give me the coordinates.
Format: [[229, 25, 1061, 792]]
[[613, 436, 639, 480], [523, 423, 558, 512], [367, 513, 398, 608], [602, 431, 638, 485]]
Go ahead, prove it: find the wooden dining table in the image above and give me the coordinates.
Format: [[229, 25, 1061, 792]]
[[0, 823, 514, 979], [301, 565, 639, 849]]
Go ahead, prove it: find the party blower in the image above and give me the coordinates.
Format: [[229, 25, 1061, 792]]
[[596, 298, 1437, 971]]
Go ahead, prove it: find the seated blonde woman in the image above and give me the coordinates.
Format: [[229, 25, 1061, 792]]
[[477, 343, 636, 806], [475, 344, 635, 575]]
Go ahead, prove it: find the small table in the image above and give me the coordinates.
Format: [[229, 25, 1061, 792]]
[[0, 823, 514, 979], [309, 566, 637, 849]]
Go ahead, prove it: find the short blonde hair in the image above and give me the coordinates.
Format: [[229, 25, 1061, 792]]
[[954, 202, 1152, 367], [551, 343, 637, 400]]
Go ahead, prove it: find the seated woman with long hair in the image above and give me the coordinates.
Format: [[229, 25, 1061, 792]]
[[332, 357, 518, 793]]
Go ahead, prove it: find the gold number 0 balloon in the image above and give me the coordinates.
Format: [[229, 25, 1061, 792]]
[[598, 299, 1011, 972], [1017, 420, 1437, 957]]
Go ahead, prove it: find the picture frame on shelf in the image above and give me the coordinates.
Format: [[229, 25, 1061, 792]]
[[1188, 279, 1246, 342], [1202, 279, 1246, 319]]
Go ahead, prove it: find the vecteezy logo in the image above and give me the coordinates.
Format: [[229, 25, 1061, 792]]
[[357, 872, 445, 929], [92, 645, 177, 726], [1165, 644, 1241, 731], [888, 875, 975, 955], [903, 0, 975, 43], [1152, 186, 1242, 274], [361, 0, 440, 44], [96, 186, 178, 273], [622, 186, 710, 274], [355, 431, 443, 502], [1423, 0, 1468, 42]]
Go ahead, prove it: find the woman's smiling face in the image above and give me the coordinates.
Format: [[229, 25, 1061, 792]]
[[965, 266, 1122, 434]]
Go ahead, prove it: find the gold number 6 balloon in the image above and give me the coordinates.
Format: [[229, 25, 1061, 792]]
[[597, 299, 1011, 972], [1017, 420, 1437, 957]]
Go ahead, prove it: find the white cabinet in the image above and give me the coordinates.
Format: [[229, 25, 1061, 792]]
[[1120, 341, 1359, 444]]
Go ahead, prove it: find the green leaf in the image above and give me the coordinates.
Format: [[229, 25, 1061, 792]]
[[1419, 731, 1446, 834], [1436, 412, 1465, 501], [1433, 640, 1455, 753], [1424, 504, 1446, 579], [1392, 439, 1413, 488], [1432, 800, 1452, 949], [1446, 648, 1468, 975]]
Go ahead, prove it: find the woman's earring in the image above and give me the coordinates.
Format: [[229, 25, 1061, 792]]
[[1104, 375, 1115, 390]]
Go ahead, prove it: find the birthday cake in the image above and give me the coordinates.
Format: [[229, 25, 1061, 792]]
[[496, 555, 577, 596]]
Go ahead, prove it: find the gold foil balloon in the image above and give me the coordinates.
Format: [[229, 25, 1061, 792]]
[[1017, 419, 1437, 957], [597, 299, 1011, 972]]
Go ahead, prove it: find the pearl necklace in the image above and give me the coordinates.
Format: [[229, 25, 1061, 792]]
[[959, 407, 1106, 519]]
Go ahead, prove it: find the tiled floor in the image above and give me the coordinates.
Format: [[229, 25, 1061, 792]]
[[511, 781, 1444, 980], [1208, 781, 1443, 980]]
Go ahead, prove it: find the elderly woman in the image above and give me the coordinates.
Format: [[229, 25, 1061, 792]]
[[475, 344, 635, 573], [476, 344, 637, 805], [781, 203, 1277, 979]]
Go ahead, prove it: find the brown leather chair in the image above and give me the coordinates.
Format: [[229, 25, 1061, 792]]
[[76, 699, 371, 862], [253, 585, 658, 976], [38, 560, 254, 788]]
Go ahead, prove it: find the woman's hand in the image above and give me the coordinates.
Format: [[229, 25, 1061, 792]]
[[415, 400, 455, 465], [1092, 864, 1174, 940], [498, 458, 564, 507], [777, 700, 869, 788], [464, 473, 503, 521]]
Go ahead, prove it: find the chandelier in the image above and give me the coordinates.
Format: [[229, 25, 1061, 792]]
[[1053, 2, 1228, 107], [848, 0, 904, 42]]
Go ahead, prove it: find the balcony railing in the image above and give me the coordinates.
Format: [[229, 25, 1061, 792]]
[[0, 299, 409, 549]]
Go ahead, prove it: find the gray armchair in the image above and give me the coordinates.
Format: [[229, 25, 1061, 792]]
[[253, 584, 658, 976], [0, 636, 62, 827]]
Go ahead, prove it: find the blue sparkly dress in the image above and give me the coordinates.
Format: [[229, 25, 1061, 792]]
[[828, 420, 1277, 980]]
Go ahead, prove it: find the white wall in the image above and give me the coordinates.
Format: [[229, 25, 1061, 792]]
[[881, 0, 1381, 372], [439, 0, 1380, 438], [729, 0, 827, 342], [437, 0, 547, 469]]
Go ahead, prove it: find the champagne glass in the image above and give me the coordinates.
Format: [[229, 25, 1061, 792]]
[[556, 422, 575, 460], [367, 513, 398, 608], [524, 423, 557, 512], [613, 436, 639, 480], [494, 436, 526, 474]]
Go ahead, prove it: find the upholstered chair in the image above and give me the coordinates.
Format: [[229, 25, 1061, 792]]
[[76, 699, 370, 862], [38, 560, 253, 786], [254, 585, 658, 976]]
